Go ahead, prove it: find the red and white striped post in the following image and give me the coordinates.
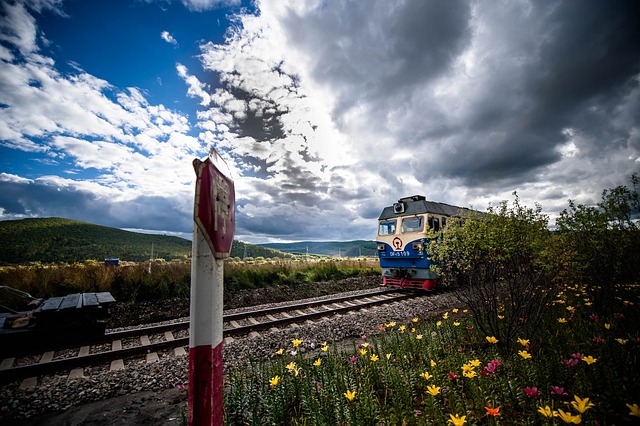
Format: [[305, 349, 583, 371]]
[[189, 150, 235, 426]]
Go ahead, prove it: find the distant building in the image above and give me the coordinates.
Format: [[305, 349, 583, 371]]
[[104, 258, 119, 267]]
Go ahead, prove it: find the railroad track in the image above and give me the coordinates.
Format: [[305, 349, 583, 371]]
[[0, 289, 417, 385]]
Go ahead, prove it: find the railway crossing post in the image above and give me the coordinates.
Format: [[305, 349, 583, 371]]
[[189, 149, 235, 426]]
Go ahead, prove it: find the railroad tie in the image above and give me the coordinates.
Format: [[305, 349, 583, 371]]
[[40, 351, 54, 363], [164, 331, 175, 341], [248, 331, 261, 339], [248, 317, 261, 325], [67, 368, 84, 381], [0, 357, 15, 370], [174, 347, 187, 357], [146, 352, 159, 363], [78, 346, 90, 357], [19, 377, 37, 390], [140, 335, 151, 346], [110, 359, 125, 371]]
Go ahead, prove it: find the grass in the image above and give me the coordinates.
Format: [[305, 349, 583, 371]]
[[222, 282, 640, 425]]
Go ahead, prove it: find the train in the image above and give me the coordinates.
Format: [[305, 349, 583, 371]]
[[376, 195, 474, 290], [0, 286, 115, 354]]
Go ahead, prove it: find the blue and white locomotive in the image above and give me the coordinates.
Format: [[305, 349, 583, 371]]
[[376, 195, 473, 290]]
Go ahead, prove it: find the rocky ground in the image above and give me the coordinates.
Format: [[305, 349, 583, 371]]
[[1, 276, 457, 425]]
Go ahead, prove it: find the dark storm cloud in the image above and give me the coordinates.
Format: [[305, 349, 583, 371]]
[[0, 179, 192, 234]]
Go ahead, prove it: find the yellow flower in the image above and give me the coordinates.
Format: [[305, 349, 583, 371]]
[[313, 358, 322, 367], [370, 354, 379, 362], [452, 308, 459, 313], [556, 409, 582, 424], [448, 413, 466, 426], [286, 362, 296, 371], [627, 403, 640, 417], [463, 309, 468, 313], [412, 317, 419, 322], [276, 348, 284, 355], [498, 315, 505, 320], [519, 350, 532, 359], [416, 334, 423, 340], [436, 321, 442, 327], [292, 338, 303, 347], [388, 321, 396, 327], [566, 306, 574, 311], [517, 338, 529, 346], [344, 389, 356, 401], [463, 370, 477, 378], [470, 359, 481, 367], [604, 323, 611, 330], [486, 336, 499, 344], [321, 344, 329, 352], [359, 348, 367, 356], [461, 363, 475, 373], [571, 396, 595, 414], [420, 371, 432, 381], [582, 355, 598, 365], [399, 325, 406, 332], [269, 376, 280, 388], [430, 359, 437, 367], [411, 327, 417, 333], [386, 353, 392, 360], [453, 321, 460, 326], [616, 338, 628, 345], [426, 384, 440, 396], [537, 405, 554, 418], [558, 318, 567, 323]]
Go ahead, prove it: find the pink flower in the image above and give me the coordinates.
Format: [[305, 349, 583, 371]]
[[564, 358, 579, 368], [486, 359, 500, 373], [448, 372, 460, 380], [571, 353, 584, 360], [349, 356, 357, 363], [551, 386, 569, 397], [589, 314, 598, 322], [593, 336, 606, 344], [466, 325, 474, 330], [522, 387, 539, 397], [614, 312, 624, 319]]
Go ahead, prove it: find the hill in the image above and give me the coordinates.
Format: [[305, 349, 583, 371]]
[[0, 218, 285, 264], [259, 240, 377, 257]]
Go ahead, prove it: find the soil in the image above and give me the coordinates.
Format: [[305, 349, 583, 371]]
[[7, 276, 381, 425]]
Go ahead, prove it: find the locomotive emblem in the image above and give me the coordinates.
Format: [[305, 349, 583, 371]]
[[392, 237, 403, 250]]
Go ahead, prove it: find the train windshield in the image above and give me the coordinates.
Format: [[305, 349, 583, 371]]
[[402, 216, 424, 233], [378, 219, 397, 235]]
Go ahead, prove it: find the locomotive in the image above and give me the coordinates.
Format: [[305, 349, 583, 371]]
[[376, 195, 473, 290]]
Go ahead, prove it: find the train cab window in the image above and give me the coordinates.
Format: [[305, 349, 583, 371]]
[[442, 217, 447, 228], [428, 216, 440, 232], [401, 216, 424, 233], [378, 220, 397, 235]]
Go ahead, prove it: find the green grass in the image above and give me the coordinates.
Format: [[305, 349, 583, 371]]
[[222, 282, 640, 425]]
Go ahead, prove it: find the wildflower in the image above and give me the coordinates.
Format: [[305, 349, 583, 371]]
[[453, 321, 460, 326], [522, 387, 539, 397], [361, 335, 367, 340], [582, 355, 597, 365], [498, 315, 505, 320], [551, 386, 568, 397], [616, 338, 628, 345], [604, 323, 611, 330], [344, 389, 356, 401], [349, 356, 357, 363], [486, 336, 499, 344], [571, 396, 595, 414], [463, 370, 477, 379], [461, 363, 475, 373], [537, 405, 554, 418], [593, 336, 605, 343], [452, 308, 459, 313], [485, 406, 501, 416], [386, 353, 392, 360], [412, 317, 419, 322], [519, 350, 532, 359], [449, 372, 460, 380], [466, 325, 474, 330], [269, 376, 280, 388], [398, 325, 406, 333], [470, 359, 481, 367], [321, 344, 329, 352], [313, 358, 322, 367], [426, 385, 440, 396], [359, 349, 367, 356], [416, 334, 423, 340], [614, 312, 625, 319], [486, 359, 500, 373], [436, 321, 442, 327], [589, 313, 598, 322], [564, 358, 579, 368], [463, 309, 468, 313], [627, 403, 640, 417], [286, 362, 297, 371], [276, 348, 284, 355], [411, 327, 417, 333], [566, 306, 574, 311], [571, 353, 584, 360], [448, 414, 466, 426], [292, 338, 303, 347], [420, 371, 433, 381], [386, 321, 396, 327], [442, 312, 449, 320], [370, 354, 379, 362], [517, 338, 530, 347], [430, 359, 437, 367], [556, 409, 581, 424], [558, 318, 567, 323]]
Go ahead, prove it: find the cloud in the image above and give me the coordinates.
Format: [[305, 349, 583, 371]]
[[180, 0, 240, 12], [161, 30, 178, 47]]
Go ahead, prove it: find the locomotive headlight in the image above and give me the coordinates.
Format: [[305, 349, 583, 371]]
[[412, 242, 423, 250], [377, 244, 385, 251]]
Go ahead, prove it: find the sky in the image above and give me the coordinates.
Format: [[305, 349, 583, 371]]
[[1, 0, 639, 244]]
